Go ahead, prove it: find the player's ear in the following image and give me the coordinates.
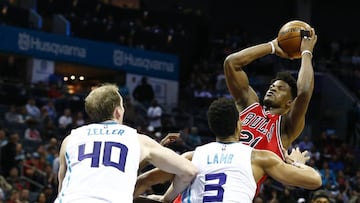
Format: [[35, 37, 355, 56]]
[[114, 106, 123, 120], [286, 99, 293, 108]]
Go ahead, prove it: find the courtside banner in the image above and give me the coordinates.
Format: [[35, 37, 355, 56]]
[[0, 25, 179, 80]]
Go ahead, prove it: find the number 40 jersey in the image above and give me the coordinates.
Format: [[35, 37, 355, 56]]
[[181, 142, 257, 203], [55, 122, 140, 203]]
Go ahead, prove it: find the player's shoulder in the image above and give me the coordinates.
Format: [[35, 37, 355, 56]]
[[240, 102, 262, 114]]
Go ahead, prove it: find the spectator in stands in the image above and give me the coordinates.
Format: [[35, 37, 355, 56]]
[[182, 126, 202, 150], [311, 189, 331, 203], [23, 119, 42, 152], [298, 135, 315, 152], [40, 118, 57, 142], [214, 70, 228, 97], [253, 196, 265, 203], [40, 107, 51, 128], [132, 77, 154, 107], [72, 111, 85, 127], [7, 189, 21, 203], [18, 105, 31, 123], [45, 146, 57, 171], [23, 153, 46, 192], [19, 188, 30, 203], [57, 108, 72, 131], [47, 83, 63, 99], [4, 105, 23, 124], [44, 163, 57, 190], [44, 184, 56, 203], [34, 192, 47, 203], [278, 187, 297, 203], [0, 175, 12, 201], [25, 98, 41, 121], [6, 166, 29, 191], [124, 97, 147, 131], [52, 153, 59, 178], [328, 154, 345, 173], [320, 161, 337, 188], [147, 99, 162, 133], [41, 100, 57, 123], [0, 128, 8, 147], [0, 132, 20, 177]]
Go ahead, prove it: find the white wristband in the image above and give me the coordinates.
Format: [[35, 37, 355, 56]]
[[301, 50, 313, 57], [268, 41, 275, 54]]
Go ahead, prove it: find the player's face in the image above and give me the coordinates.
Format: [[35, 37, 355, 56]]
[[263, 80, 292, 108]]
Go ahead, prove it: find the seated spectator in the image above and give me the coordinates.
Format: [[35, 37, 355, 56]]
[[40, 119, 57, 142], [5, 105, 23, 124], [25, 98, 41, 121], [35, 191, 47, 203], [181, 126, 202, 150], [6, 167, 29, 191], [58, 108, 72, 130], [23, 153, 46, 191], [24, 119, 42, 143], [0, 175, 12, 200], [298, 135, 314, 152], [18, 105, 31, 123], [47, 83, 63, 99], [19, 188, 30, 203], [320, 161, 337, 188], [1, 132, 20, 177], [41, 100, 57, 123], [23, 119, 42, 152], [73, 111, 85, 127], [328, 154, 345, 173], [7, 189, 21, 203]]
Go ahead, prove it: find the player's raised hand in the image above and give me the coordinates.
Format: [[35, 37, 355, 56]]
[[159, 133, 180, 146]]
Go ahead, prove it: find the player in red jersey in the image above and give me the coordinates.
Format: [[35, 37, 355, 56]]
[[223, 27, 317, 193], [134, 28, 318, 202]]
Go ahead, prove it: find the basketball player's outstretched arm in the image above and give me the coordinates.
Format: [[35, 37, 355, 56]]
[[223, 38, 288, 111], [252, 149, 321, 190], [134, 151, 194, 197], [138, 135, 197, 202], [283, 28, 317, 147]]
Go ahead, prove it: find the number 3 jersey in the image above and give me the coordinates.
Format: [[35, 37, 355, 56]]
[[55, 122, 140, 203], [181, 142, 257, 203]]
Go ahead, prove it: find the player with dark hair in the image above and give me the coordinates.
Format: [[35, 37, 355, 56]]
[[134, 26, 318, 202], [144, 98, 321, 203], [223, 27, 317, 191]]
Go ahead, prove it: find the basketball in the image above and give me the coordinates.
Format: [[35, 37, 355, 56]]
[[277, 20, 312, 58]]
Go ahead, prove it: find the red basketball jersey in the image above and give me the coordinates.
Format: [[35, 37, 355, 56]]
[[239, 103, 285, 194]]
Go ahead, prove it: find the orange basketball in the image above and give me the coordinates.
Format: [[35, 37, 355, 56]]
[[277, 20, 312, 58]]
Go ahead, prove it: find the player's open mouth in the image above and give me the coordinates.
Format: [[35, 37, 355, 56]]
[[266, 92, 274, 96]]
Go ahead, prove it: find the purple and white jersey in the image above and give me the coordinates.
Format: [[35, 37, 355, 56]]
[[55, 122, 140, 203]]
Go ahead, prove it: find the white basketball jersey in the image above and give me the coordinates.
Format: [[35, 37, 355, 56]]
[[55, 122, 140, 203], [181, 142, 257, 203]]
